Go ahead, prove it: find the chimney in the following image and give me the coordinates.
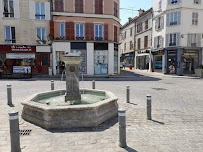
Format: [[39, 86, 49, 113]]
[[138, 8, 145, 16], [128, 17, 132, 23]]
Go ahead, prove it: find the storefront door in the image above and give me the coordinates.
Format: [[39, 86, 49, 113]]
[[37, 54, 49, 74], [94, 50, 108, 75], [167, 50, 177, 74]]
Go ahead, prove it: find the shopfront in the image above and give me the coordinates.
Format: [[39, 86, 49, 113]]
[[182, 50, 199, 74], [136, 50, 150, 70], [94, 43, 108, 75], [0, 45, 50, 75], [167, 50, 177, 74], [151, 50, 163, 73], [122, 52, 135, 67]]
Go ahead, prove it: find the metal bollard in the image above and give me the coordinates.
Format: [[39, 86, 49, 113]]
[[7, 84, 12, 105], [118, 108, 127, 148], [9, 111, 21, 152], [146, 95, 152, 120], [51, 80, 54, 90], [126, 86, 130, 103], [92, 80, 95, 89]]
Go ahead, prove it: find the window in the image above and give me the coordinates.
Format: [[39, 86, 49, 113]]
[[138, 38, 141, 50], [3, 0, 14, 18], [137, 23, 143, 33], [35, 3, 45, 20], [60, 23, 65, 38], [130, 41, 133, 50], [76, 23, 84, 40], [130, 28, 132, 36], [194, 0, 201, 4], [188, 34, 201, 47], [37, 28, 46, 44], [75, 0, 83, 13], [155, 16, 164, 30], [144, 36, 148, 48], [5, 26, 15, 43], [124, 43, 126, 51], [170, 12, 178, 25], [114, 1, 118, 17], [124, 31, 126, 39], [192, 12, 198, 25], [145, 20, 148, 30], [95, 24, 103, 40], [95, 0, 103, 14], [169, 33, 177, 46], [159, 0, 162, 10]]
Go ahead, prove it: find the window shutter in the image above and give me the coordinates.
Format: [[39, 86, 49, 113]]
[[154, 37, 157, 49], [167, 0, 171, 5], [85, 23, 90, 40], [45, 2, 50, 20], [196, 34, 201, 47], [161, 16, 164, 29], [95, 0, 99, 14], [69, 22, 75, 40], [0, 0, 3, 18], [50, 21, 54, 39], [99, 0, 103, 14], [187, 34, 192, 47], [104, 24, 108, 41], [114, 26, 118, 42], [75, 0, 83, 13], [55, 0, 64, 12], [65, 22, 70, 40], [178, 11, 181, 25], [29, 0, 35, 19], [54, 0, 59, 12], [166, 13, 170, 26], [14, 0, 20, 18], [159, 37, 162, 48], [90, 23, 94, 40], [166, 34, 169, 47], [155, 19, 158, 30], [176, 33, 180, 46]]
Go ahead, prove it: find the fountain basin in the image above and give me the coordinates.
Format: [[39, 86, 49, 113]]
[[21, 89, 118, 129]]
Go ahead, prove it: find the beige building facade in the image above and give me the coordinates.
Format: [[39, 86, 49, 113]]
[[0, 0, 51, 75]]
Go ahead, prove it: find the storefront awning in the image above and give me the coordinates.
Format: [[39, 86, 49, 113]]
[[6, 53, 35, 59]]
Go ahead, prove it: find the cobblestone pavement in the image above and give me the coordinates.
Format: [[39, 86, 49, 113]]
[[0, 73, 203, 152]]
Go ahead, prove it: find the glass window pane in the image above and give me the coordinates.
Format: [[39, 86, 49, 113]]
[[9, 0, 14, 17], [11, 27, 15, 43], [41, 3, 45, 20], [80, 24, 84, 37], [95, 25, 98, 37], [99, 25, 103, 37], [35, 3, 40, 19], [37, 28, 41, 39], [76, 24, 79, 37], [42, 28, 46, 40], [5, 27, 11, 43], [170, 13, 173, 23], [174, 12, 178, 24], [60, 23, 64, 37]]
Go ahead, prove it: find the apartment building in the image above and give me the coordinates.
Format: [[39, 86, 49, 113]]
[[135, 8, 152, 71], [120, 17, 136, 67], [0, 0, 51, 75], [152, 0, 203, 75], [51, 0, 120, 75]]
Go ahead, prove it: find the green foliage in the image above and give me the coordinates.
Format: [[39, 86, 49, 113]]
[[199, 65, 203, 69]]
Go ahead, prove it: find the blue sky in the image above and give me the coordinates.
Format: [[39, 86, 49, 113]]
[[120, 0, 152, 25]]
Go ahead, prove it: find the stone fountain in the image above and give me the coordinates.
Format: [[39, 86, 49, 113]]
[[22, 54, 118, 129]]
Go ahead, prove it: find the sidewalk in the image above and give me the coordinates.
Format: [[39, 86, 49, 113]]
[[124, 68, 201, 79]]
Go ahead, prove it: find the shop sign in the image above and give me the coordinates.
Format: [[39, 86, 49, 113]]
[[6, 53, 35, 59], [0, 45, 36, 53], [13, 66, 31, 74], [184, 50, 198, 53], [168, 50, 177, 54]]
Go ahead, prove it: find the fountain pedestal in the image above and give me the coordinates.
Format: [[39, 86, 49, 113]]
[[61, 55, 83, 102]]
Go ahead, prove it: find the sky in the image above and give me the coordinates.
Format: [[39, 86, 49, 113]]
[[120, 0, 152, 25]]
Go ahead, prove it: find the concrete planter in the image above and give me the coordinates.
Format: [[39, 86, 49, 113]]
[[22, 89, 118, 130], [195, 69, 203, 78]]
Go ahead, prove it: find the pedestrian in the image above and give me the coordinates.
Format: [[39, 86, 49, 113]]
[[122, 61, 125, 69]]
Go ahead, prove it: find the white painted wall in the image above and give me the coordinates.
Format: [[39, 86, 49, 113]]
[[153, 0, 203, 49], [87, 43, 94, 75], [108, 43, 114, 75]]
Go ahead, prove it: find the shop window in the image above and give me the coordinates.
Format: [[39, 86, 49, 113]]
[[35, 2, 45, 20], [94, 50, 108, 75], [75, 23, 84, 40], [5, 26, 16, 44], [36, 28, 46, 44], [192, 12, 198, 25], [3, 0, 14, 18], [95, 24, 103, 41]]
